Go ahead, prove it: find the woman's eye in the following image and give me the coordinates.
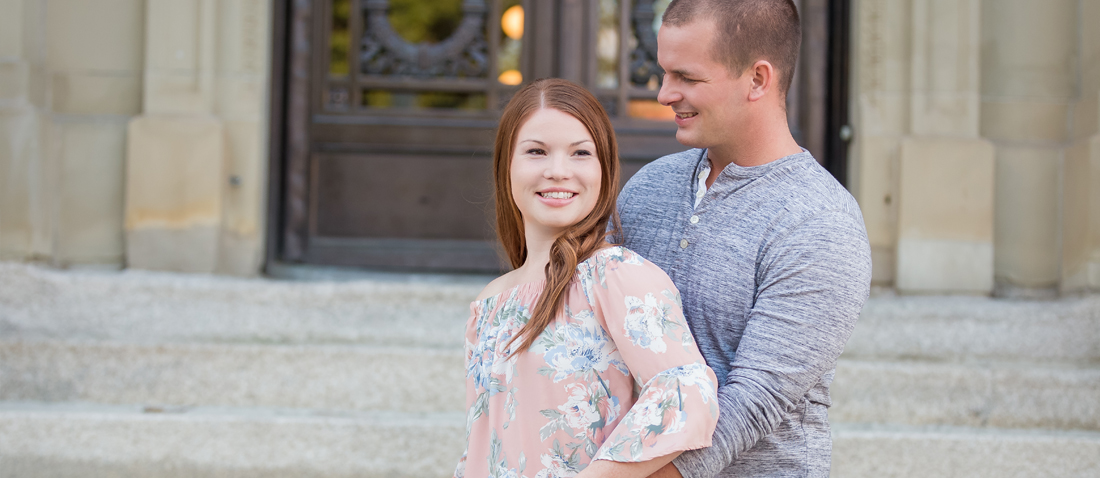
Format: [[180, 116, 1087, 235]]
[[526, 148, 546, 155], [573, 149, 592, 156]]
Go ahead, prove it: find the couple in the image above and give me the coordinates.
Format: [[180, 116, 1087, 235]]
[[456, 1, 872, 477]]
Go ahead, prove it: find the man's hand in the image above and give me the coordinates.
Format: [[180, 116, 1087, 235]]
[[647, 462, 683, 478]]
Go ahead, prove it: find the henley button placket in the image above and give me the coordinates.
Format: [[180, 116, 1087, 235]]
[[679, 239, 689, 249]]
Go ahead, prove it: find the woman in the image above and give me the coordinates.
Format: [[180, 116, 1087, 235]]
[[456, 78, 718, 478]]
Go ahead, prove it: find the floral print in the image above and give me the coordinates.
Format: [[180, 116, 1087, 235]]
[[455, 247, 719, 478]]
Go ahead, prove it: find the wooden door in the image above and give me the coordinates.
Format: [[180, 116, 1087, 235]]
[[268, 0, 849, 272]]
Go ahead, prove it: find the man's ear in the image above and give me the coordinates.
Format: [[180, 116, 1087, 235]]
[[747, 60, 775, 102]]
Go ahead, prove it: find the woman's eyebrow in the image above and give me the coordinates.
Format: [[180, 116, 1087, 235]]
[[519, 139, 546, 145], [570, 140, 594, 147]]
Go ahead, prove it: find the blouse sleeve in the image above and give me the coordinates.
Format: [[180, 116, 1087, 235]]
[[585, 249, 719, 462]]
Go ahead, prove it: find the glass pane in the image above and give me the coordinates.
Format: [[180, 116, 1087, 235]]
[[362, 89, 488, 111], [596, 0, 619, 89], [329, 0, 351, 77], [387, 0, 463, 44], [498, 0, 523, 85], [627, 99, 674, 121]]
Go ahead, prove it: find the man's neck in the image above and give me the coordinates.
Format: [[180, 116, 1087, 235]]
[[704, 126, 802, 188]]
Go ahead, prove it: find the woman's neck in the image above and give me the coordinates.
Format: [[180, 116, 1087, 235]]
[[516, 227, 556, 280]]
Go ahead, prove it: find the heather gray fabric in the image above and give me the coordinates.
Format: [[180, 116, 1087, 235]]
[[617, 148, 872, 477]]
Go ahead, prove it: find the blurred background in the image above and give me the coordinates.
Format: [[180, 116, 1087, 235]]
[[1, 0, 1098, 477]]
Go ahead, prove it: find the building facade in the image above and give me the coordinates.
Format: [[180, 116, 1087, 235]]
[[2, 0, 1099, 296]]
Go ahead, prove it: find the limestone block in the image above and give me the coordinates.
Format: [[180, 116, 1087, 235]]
[[0, 61, 28, 102], [214, 0, 270, 75], [217, 120, 265, 276], [857, 92, 909, 137], [125, 115, 224, 273], [993, 147, 1060, 291], [214, 77, 266, 122], [853, 135, 900, 284], [1073, 90, 1099, 141], [143, 0, 216, 115], [854, 0, 912, 96], [51, 120, 127, 266], [1063, 135, 1100, 294], [896, 137, 994, 294], [909, 0, 981, 137], [0, 106, 44, 260], [50, 73, 142, 116], [980, 0, 1076, 100], [45, 0, 144, 72], [980, 100, 1070, 143], [0, 0, 23, 58]]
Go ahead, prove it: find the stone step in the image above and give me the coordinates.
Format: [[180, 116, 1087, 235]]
[[0, 340, 466, 413], [831, 423, 1100, 478], [4, 340, 1099, 431], [2, 402, 1098, 478], [0, 401, 466, 478], [3, 262, 1098, 362], [0, 262, 483, 349], [846, 293, 1100, 364], [830, 359, 1100, 431]]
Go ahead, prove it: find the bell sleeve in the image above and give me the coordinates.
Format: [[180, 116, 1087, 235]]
[[583, 248, 719, 462]]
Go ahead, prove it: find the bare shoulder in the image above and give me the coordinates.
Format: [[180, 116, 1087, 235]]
[[475, 270, 527, 302]]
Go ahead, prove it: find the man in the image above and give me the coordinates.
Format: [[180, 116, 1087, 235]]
[[616, 1, 872, 477]]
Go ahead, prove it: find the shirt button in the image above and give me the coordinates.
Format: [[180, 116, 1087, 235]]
[[680, 239, 689, 249], [698, 171, 706, 179], [695, 189, 705, 198], [690, 215, 700, 224]]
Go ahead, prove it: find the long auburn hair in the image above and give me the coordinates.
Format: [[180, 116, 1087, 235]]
[[494, 78, 623, 354]]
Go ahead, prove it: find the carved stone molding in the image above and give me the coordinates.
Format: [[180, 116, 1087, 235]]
[[359, 0, 489, 77]]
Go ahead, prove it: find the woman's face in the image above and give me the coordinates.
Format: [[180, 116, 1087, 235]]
[[510, 107, 602, 241]]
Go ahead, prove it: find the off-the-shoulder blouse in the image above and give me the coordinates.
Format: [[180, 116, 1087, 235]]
[[455, 246, 719, 478]]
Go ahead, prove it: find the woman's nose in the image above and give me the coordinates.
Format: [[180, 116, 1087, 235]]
[[543, 154, 571, 179]]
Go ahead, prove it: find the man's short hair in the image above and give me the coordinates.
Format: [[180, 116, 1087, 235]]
[[663, 0, 801, 97]]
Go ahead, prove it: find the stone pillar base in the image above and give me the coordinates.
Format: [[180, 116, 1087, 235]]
[[896, 137, 995, 294], [125, 115, 224, 273]]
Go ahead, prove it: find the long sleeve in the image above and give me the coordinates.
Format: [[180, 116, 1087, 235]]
[[671, 210, 872, 477], [579, 249, 720, 463]]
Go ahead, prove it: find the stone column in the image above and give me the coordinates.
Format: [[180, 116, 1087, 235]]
[[981, 0, 1075, 297], [894, 0, 995, 294], [1, 0, 143, 267], [850, 0, 912, 286], [126, 0, 270, 274], [1062, 1, 1100, 294]]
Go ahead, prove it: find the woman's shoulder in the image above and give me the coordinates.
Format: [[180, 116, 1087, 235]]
[[577, 246, 674, 289], [475, 268, 544, 302]]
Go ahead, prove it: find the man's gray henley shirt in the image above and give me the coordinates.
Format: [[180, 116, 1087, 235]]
[[617, 149, 872, 477]]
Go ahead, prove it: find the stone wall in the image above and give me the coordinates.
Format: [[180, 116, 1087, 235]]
[[0, 0, 270, 275], [850, 0, 1100, 295]]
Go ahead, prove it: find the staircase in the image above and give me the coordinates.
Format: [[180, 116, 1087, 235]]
[[1, 263, 1098, 477]]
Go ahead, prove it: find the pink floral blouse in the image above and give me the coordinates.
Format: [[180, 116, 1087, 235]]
[[455, 246, 719, 478]]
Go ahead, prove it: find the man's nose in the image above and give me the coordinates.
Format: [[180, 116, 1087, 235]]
[[657, 78, 680, 106]]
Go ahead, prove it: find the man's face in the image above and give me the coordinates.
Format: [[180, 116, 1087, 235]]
[[656, 20, 751, 152]]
